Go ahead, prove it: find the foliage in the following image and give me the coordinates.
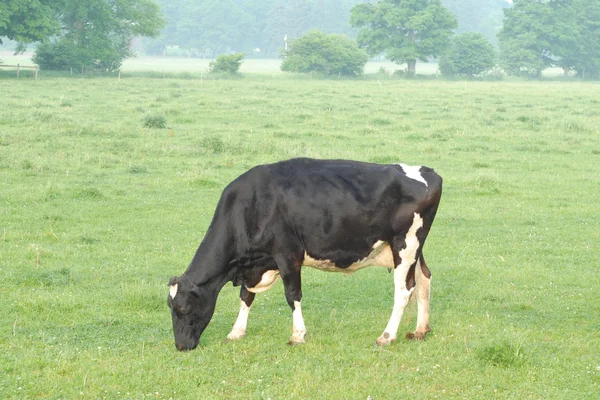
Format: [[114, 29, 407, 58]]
[[0, 0, 60, 51], [208, 53, 245, 74], [1, 77, 599, 398], [477, 341, 527, 368], [441, 0, 508, 45], [498, 0, 556, 78], [143, 0, 366, 57], [32, 0, 164, 71], [33, 37, 130, 72], [280, 30, 368, 76], [350, 0, 457, 76], [143, 113, 167, 128], [139, 0, 507, 58], [498, 0, 600, 79], [557, 0, 600, 79], [439, 32, 496, 77]]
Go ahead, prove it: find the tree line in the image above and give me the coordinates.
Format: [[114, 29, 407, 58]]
[[1, 0, 599, 79], [142, 0, 507, 58], [144, 0, 368, 58]]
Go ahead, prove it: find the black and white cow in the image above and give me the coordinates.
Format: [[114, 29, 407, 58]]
[[168, 158, 442, 350]]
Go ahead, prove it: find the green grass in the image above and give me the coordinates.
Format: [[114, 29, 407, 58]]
[[1, 76, 599, 399]]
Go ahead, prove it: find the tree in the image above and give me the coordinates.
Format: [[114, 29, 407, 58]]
[[350, 0, 457, 76], [140, 0, 367, 58], [280, 30, 368, 76], [441, 0, 508, 45], [0, 0, 60, 52], [498, 0, 556, 78], [439, 32, 495, 76], [554, 0, 600, 79], [498, 0, 600, 79], [208, 53, 245, 73], [33, 0, 164, 71]]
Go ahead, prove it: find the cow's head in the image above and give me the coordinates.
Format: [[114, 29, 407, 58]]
[[167, 275, 217, 351]]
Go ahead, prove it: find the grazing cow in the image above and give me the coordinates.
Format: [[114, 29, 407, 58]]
[[168, 158, 442, 350]]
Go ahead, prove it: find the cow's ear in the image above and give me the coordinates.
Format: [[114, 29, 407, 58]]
[[168, 276, 179, 286]]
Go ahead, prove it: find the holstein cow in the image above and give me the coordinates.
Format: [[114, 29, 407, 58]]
[[168, 158, 442, 350]]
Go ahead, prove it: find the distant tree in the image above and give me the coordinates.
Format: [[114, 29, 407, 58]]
[[141, 0, 367, 58], [209, 53, 245, 73], [498, 0, 557, 78], [350, 0, 457, 76], [263, 2, 289, 57], [554, 0, 600, 79], [33, 0, 164, 71], [280, 30, 368, 76], [439, 32, 495, 77], [499, 0, 600, 79], [0, 0, 60, 53], [441, 0, 508, 45]]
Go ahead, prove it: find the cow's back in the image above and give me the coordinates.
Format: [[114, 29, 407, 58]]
[[261, 158, 440, 268]]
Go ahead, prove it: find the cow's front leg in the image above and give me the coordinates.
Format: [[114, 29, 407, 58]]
[[276, 254, 306, 345], [227, 287, 255, 341], [289, 299, 306, 345]]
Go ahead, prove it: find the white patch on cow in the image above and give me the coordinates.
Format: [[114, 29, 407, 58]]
[[227, 300, 251, 341], [246, 270, 281, 294], [398, 163, 428, 187], [290, 300, 306, 344], [169, 284, 178, 299], [398, 213, 423, 270], [372, 240, 385, 249], [303, 240, 394, 274], [377, 213, 423, 345]]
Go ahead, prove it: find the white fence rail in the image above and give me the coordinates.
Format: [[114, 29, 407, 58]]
[[0, 64, 39, 79]]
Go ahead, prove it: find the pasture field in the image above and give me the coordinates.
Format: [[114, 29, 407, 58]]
[[1, 75, 599, 399]]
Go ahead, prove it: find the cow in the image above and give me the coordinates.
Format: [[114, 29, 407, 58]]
[[167, 158, 442, 350]]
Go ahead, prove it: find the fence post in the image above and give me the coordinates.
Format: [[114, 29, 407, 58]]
[[17, 64, 20, 79], [35, 66, 39, 80]]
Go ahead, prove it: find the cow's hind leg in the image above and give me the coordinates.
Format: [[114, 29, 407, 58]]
[[377, 213, 423, 346], [406, 254, 431, 340], [227, 287, 255, 341]]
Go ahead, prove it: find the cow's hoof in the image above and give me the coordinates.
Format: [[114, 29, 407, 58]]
[[376, 332, 395, 346], [288, 335, 306, 346], [226, 332, 246, 342], [405, 331, 428, 341]]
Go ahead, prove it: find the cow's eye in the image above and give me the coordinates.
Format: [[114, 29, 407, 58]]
[[175, 305, 191, 316]]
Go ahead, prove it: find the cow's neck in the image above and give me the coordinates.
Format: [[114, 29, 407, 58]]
[[184, 224, 232, 286]]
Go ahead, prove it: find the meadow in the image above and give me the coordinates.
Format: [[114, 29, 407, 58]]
[[0, 72, 599, 399]]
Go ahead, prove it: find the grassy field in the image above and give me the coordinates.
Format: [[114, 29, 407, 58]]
[[1, 74, 599, 399]]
